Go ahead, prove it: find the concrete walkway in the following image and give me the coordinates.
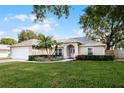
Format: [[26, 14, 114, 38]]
[[0, 59, 26, 63], [26, 59, 73, 63], [0, 59, 74, 64], [115, 59, 124, 62], [24, 59, 74, 63]]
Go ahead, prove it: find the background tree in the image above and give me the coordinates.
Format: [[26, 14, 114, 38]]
[[79, 5, 124, 50], [0, 38, 17, 45], [115, 40, 124, 49], [18, 29, 38, 43], [32, 5, 70, 21]]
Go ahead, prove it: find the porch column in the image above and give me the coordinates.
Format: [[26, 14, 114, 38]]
[[74, 43, 79, 57], [63, 45, 68, 59]]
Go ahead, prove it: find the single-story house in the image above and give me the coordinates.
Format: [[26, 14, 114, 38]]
[[10, 37, 106, 60], [0, 44, 10, 58]]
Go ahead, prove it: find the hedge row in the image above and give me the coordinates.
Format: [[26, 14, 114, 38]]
[[76, 55, 114, 61], [29, 55, 62, 61]]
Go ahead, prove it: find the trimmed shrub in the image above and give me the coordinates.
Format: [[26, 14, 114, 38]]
[[76, 55, 114, 61], [33, 57, 49, 61], [29, 55, 63, 61]]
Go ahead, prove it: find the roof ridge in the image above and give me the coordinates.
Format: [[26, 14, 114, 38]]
[[66, 36, 85, 39]]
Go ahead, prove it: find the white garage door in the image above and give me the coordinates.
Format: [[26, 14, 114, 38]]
[[11, 47, 30, 60], [0, 50, 10, 57]]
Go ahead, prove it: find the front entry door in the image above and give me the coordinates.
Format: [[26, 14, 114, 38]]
[[69, 47, 75, 58]]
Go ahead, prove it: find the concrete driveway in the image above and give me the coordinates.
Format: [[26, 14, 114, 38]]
[[0, 59, 26, 63]]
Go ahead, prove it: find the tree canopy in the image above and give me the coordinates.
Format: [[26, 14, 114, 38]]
[[0, 38, 17, 45], [79, 5, 124, 50], [18, 30, 38, 43], [115, 40, 124, 49], [32, 5, 70, 21]]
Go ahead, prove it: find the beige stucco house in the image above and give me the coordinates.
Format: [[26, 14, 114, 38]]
[[10, 37, 106, 60]]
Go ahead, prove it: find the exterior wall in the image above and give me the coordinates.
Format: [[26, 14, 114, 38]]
[[11, 44, 105, 60], [31, 45, 105, 59], [115, 50, 124, 59], [31, 47, 64, 55], [32, 49, 47, 55], [79, 46, 105, 55], [0, 50, 10, 57], [31, 48, 56, 55]]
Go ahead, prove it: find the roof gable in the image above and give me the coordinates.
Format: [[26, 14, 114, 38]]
[[11, 39, 39, 47]]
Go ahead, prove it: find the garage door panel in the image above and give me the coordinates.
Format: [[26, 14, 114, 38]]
[[11, 47, 30, 60]]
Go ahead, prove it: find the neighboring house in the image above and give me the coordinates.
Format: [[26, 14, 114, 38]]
[[10, 37, 106, 60], [0, 44, 10, 58]]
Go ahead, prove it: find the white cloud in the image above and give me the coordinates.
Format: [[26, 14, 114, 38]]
[[4, 17, 9, 21], [29, 15, 36, 21], [13, 22, 55, 33], [0, 31, 5, 36], [77, 29, 86, 37], [4, 15, 60, 31], [28, 23, 54, 32], [4, 14, 36, 22], [55, 23, 59, 26], [0, 31, 14, 39], [73, 29, 86, 37], [12, 17, 58, 33], [53, 34, 64, 39], [14, 14, 29, 21], [12, 28, 23, 33], [3, 16, 59, 40]]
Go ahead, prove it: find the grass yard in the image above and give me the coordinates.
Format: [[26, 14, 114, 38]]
[[0, 61, 124, 88]]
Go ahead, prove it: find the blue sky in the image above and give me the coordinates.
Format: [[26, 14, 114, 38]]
[[0, 5, 87, 40]]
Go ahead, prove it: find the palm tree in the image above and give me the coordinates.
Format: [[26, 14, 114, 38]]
[[52, 40, 63, 56], [36, 34, 53, 55], [34, 33, 62, 60]]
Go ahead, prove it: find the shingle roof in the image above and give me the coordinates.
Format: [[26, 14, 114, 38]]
[[11, 37, 105, 47], [57, 37, 105, 45], [0, 44, 10, 50], [11, 39, 39, 47]]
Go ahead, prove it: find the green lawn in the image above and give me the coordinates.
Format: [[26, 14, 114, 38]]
[[0, 61, 124, 88]]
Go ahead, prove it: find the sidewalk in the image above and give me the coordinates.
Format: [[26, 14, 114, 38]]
[[0, 59, 74, 64], [25, 59, 74, 63]]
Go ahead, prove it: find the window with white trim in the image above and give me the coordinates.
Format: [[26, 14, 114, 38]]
[[56, 49, 63, 56], [88, 48, 93, 55]]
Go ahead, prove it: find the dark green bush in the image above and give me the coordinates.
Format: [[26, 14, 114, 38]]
[[76, 55, 114, 61], [29, 55, 63, 61]]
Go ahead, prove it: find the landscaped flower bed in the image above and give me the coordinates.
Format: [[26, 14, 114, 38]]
[[76, 55, 114, 61], [29, 55, 63, 61]]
